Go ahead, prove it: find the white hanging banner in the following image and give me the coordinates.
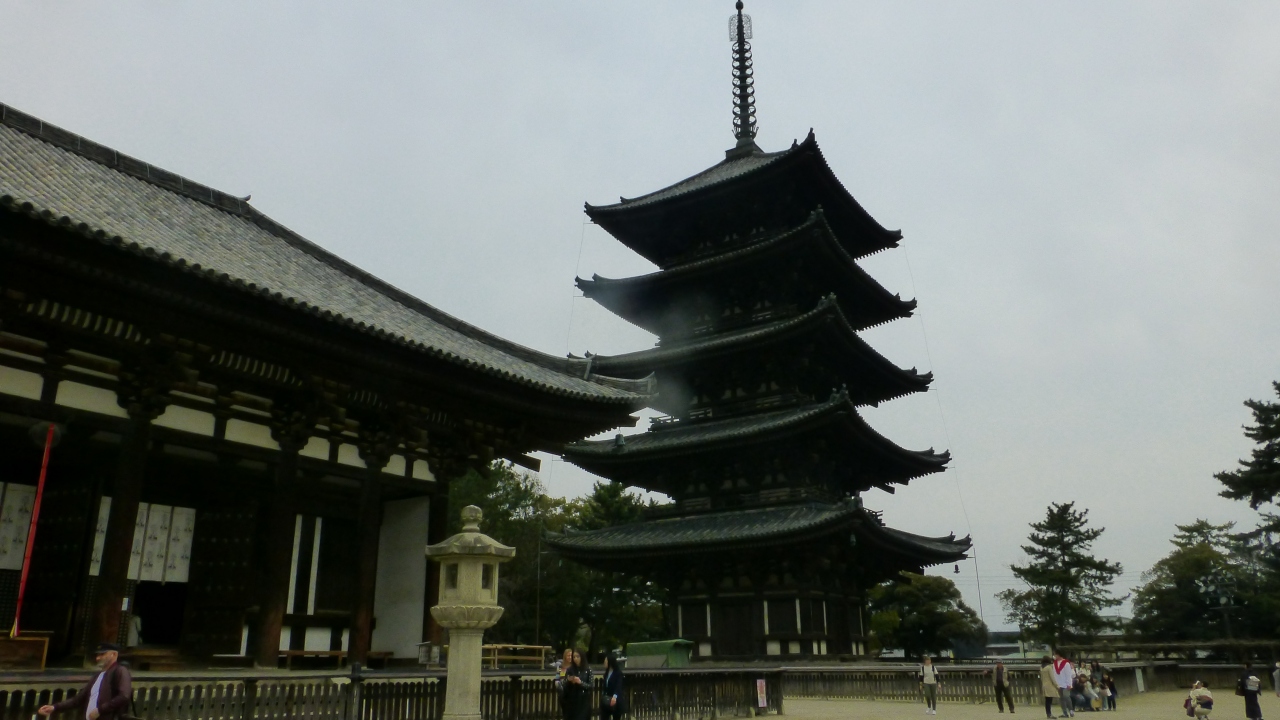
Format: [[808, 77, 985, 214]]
[[126, 502, 149, 581], [0, 484, 35, 571], [138, 504, 173, 583], [88, 500, 196, 583], [88, 497, 111, 576], [163, 507, 196, 583]]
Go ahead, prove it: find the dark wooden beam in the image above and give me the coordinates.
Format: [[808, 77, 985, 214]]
[[89, 411, 153, 652], [424, 478, 451, 647], [348, 470, 383, 664], [252, 442, 300, 668]]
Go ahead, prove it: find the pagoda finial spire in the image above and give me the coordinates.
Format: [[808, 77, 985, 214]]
[[727, 1, 760, 158]]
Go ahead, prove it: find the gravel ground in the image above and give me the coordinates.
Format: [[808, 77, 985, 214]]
[[784, 690, 1280, 719]]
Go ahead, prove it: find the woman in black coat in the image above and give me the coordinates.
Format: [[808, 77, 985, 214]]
[[563, 650, 594, 720], [600, 653, 624, 720]]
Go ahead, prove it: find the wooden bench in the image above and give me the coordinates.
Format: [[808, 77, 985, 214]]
[[280, 649, 394, 669], [481, 644, 553, 669], [281, 649, 345, 669]]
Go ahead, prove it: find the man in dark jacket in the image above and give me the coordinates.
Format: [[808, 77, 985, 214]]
[[993, 661, 1015, 713], [38, 643, 131, 720]]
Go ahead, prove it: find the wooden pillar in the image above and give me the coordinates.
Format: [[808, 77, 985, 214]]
[[348, 466, 384, 664], [90, 412, 153, 651], [252, 440, 302, 668], [425, 479, 450, 646]]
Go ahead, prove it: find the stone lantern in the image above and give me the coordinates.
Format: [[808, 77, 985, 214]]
[[426, 505, 515, 720]]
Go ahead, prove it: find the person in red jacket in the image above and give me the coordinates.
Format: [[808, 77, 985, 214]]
[[38, 643, 132, 720]]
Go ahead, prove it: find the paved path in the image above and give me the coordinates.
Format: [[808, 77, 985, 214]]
[[785, 691, 1280, 719]]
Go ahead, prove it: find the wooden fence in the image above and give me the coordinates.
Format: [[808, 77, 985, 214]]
[[783, 666, 1042, 707], [0, 669, 781, 720], [0, 662, 1260, 719]]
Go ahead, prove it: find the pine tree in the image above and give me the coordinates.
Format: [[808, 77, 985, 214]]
[[1130, 520, 1241, 644], [997, 502, 1123, 646], [1216, 381, 1280, 534], [1215, 381, 1280, 638]]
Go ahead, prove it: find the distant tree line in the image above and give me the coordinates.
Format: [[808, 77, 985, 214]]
[[454, 380, 1280, 659], [983, 381, 1280, 652]]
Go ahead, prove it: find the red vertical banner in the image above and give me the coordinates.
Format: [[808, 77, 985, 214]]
[[10, 423, 55, 638]]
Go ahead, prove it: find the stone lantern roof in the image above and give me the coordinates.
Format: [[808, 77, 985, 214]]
[[425, 506, 515, 560]]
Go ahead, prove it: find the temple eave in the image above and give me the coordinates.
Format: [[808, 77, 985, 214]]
[[546, 501, 969, 566]]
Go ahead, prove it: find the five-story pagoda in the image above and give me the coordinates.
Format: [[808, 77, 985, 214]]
[[548, 3, 970, 660]]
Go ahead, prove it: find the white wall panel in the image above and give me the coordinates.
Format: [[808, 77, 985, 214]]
[[336, 443, 365, 468], [371, 496, 430, 657], [382, 454, 406, 477], [304, 627, 331, 651], [0, 366, 43, 400], [225, 419, 280, 450], [299, 437, 329, 460], [153, 406, 216, 436], [412, 460, 434, 481], [55, 381, 127, 418]]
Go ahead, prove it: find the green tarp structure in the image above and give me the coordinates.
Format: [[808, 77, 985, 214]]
[[624, 640, 694, 669]]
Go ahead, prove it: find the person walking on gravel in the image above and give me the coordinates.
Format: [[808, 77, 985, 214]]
[[920, 656, 941, 715], [1052, 649, 1075, 718], [1039, 657, 1058, 719]]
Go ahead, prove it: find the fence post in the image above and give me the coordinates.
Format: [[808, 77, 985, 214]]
[[436, 677, 448, 720], [243, 678, 257, 720], [508, 675, 521, 720], [348, 662, 365, 720]]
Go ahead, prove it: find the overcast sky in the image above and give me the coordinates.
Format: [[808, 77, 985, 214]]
[[4, 2, 1279, 630]]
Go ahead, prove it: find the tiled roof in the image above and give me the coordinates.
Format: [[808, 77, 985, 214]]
[[564, 390, 948, 468], [548, 501, 859, 554], [577, 210, 915, 334], [583, 132, 902, 268], [0, 103, 651, 404], [586, 295, 932, 404], [546, 499, 969, 562], [590, 146, 792, 211]]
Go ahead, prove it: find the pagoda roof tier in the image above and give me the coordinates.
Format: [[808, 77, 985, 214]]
[[584, 132, 900, 268], [562, 391, 949, 495], [577, 210, 915, 337], [545, 499, 970, 569], [583, 295, 931, 415], [0, 102, 652, 407]]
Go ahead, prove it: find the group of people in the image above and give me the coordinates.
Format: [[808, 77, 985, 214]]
[[1035, 652, 1116, 717], [554, 648, 624, 720], [1185, 661, 1278, 720], [918, 653, 1116, 717]]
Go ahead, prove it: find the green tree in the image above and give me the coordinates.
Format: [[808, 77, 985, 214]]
[[1214, 384, 1280, 639], [1216, 382, 1280, 530], [1129, 520, 1242, 645], [867, 572, 987, 660], [442, 465, 667, 654], [997, 502, 1123, 646], [560, 481, 666, 655]]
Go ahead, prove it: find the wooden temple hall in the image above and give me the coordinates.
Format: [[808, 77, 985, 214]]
[[548, 2, 971, 660], [0, 102, 652, 666]]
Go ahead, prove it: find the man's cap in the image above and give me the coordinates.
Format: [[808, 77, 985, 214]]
[[95, 643, 121, 654]]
